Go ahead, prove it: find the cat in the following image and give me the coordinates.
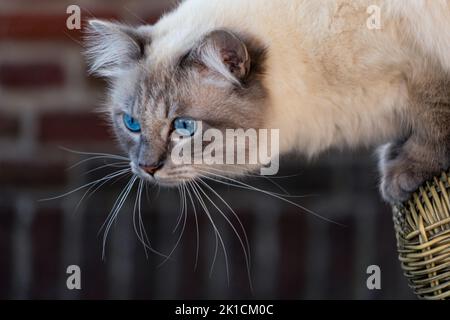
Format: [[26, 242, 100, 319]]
[[85, 0, 450, 204]]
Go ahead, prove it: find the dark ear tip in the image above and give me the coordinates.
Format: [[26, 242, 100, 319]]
[[88, 19, 108, 29], [86, 19, 122, 34]]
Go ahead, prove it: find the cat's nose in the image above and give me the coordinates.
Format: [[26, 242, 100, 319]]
[[139, 161, 163, 175]]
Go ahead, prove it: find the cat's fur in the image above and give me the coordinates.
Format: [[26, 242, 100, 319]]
[[86, 0, 450, 203]]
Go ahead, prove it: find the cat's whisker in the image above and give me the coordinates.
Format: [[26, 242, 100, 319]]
[[100, 175, 137, 236], [138, 180, 153, 257], [205, 165, 292, 195], [138, 180, 152, 253], [189, 181, 219, 277], [196, 164, 303, 180], [100, 174, 137, 235], [190, 181, 230, 284], [39, 168, 131, 202], [133, 180, 147, 257], [196, 169, 344, 227], [194, 166, 316, 198], [73, 170, 132, 214], [137, 179, 166, 258], [59, 146, 129, 160], [131, 179, 169, 260], [185, 184, 200, 270], [101, 175, 138, 259], [262, 176, 291, 195], [83, 162, 130, 175], [157, 182, 188, 268], [172, 185, 185, 234], [183, 183, 189, 235], [197, 180, 251, 265], [67, 156, 129, 171], [196, 179, 253, 292], [133, 180, 148, 258], [123, 5, 149, 25]]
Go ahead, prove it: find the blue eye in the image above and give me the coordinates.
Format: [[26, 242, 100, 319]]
[[173, 117, 197, 137], [123, 114, 141, 133]]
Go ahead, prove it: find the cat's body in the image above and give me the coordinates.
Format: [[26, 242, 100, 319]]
[[86, 0, 450, 203]]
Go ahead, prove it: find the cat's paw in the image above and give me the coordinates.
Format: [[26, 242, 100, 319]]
[[378, 142, 440, 204], [380, 164, 425, 204]]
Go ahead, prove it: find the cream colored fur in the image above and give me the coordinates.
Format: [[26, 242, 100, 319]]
[[151, 0, 450, 156]]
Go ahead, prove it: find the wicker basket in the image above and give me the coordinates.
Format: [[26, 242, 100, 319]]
[[393, 171, 450, 300]]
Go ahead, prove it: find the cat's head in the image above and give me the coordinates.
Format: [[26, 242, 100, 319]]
[[85, 20, 273, 186]]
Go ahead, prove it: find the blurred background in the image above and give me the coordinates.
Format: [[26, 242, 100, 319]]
[[0, 0, 414, 299]]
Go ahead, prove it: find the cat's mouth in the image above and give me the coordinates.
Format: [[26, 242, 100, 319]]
[[130, 162, 196, 187]]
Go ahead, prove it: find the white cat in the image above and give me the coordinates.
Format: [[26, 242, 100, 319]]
[[86, 0, 450, 203]]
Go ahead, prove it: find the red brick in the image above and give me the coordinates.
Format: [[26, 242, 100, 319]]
[[0, 161, 67, 187], [0, 63, 64, 89], [0, 113, 19, 138], [39, 112, 113, 144], [0, 12, 119, 41], [31, 207, 63, 299]]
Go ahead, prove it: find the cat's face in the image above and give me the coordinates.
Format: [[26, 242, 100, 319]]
[[86, 21, 269, 186]]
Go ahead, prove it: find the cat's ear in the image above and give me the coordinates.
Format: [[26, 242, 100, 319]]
[[85, 20, 150, 77], [193, 30, 251, 85]]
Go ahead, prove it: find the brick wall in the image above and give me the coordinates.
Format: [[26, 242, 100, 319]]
[[0, 0, 415, 299]]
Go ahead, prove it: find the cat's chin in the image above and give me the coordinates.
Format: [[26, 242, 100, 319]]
[[132, 174, 191, 188], [152, 178, 192, 188]]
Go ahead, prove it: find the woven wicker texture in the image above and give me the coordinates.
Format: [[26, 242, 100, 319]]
[[393, 171, 450, 300]]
